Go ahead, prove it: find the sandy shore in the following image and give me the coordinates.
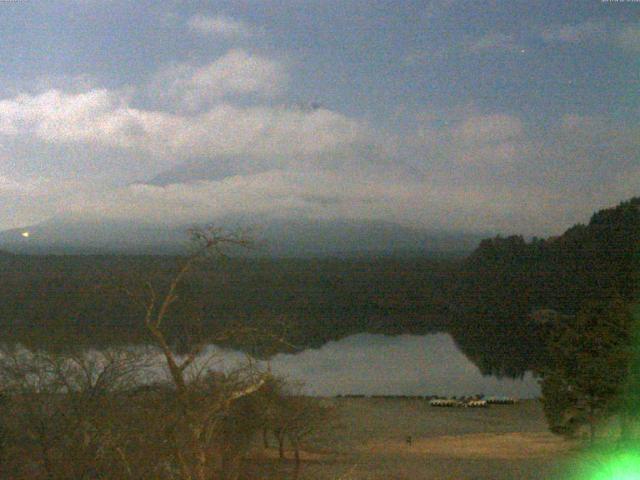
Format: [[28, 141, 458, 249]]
[[246, 397, 578, 479]]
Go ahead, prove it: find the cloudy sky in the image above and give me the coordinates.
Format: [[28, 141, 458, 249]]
[[0, 0, 638, 235]]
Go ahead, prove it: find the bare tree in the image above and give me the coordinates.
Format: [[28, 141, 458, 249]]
[[0, 226, 303, 480], [0, 344, 151, 479], [264, 380, 337, 478], [121, 226, 273, 480]]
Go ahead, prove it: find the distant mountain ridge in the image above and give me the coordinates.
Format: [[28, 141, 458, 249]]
[[0, 196, 637, 379], [0, 217, 485, 257]]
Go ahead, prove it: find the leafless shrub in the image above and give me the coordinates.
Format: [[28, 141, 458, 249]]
[[0, 344, 152, 479], [0, 226, 333, 480]]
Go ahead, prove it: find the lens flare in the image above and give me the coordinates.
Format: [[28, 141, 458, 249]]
[[592, 452, 640, 479], [569, 450, 640, 480]]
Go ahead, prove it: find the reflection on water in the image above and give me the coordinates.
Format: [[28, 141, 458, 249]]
[[212, 333, 540, 398]]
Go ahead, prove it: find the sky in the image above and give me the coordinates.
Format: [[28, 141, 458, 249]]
[[0, 0, 638, 236]]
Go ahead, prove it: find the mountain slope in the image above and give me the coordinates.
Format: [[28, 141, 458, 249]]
[[145, 156, 252, 186], [0, 217, 484, 257]]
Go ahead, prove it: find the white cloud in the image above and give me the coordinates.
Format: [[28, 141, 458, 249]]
[[48, 164, 599, 237], [450, 21, 634, 59], [0, 175, 91, 230], [77, 169, 411, 225], [153, 104, 367, 160], [2, 104, 638, 236], [150, 49, 287, 111], [402, 50, 435, 66], [0, 59, 637, 237], [187, 14, 255, 39], [0, 89, 201, 162], [405, 33, 519, 64], [0, 87, 368, 168], [0, 175, 36, 194], [406, 111, 530, 186], [0, 89, 144, 148]]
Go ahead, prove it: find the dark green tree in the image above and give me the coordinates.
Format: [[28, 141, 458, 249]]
[[541, 297, 634, 443]]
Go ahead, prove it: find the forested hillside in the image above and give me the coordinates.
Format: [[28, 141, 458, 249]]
[[0, 255, 457, 352], [449, 197, 640, 376], [0, 198, 637, 377]]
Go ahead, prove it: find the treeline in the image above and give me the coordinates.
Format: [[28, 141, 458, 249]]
[[0, 254, 456, 353], [0, 229, 338, 480], [0, 198, 638, 379], [0, 347, 334, 480], [449, 197, 640, 377], [466, 196, 638, 312]]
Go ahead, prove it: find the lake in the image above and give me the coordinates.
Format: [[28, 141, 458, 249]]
[[208, 333, 541, 398]]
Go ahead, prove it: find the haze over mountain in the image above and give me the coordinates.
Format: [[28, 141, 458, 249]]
[[0, 217, 484, 257]]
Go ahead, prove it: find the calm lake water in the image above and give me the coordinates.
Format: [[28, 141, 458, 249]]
[[210, 333, 541, 399]]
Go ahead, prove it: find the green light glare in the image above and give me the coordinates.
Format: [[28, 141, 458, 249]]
[[579, 451, 640, 480]]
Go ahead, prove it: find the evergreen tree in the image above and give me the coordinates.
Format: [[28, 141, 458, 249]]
[[541, 298, 634, 442]]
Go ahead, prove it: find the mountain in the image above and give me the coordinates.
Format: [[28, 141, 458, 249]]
[[0, 197, 636, 377], [0, 217, 484, 257], [146, 156, 252, 186], [0, 219, 191, 255]]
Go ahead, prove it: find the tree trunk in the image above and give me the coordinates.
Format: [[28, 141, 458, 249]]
[[619, 403, 631, 444], [293, 441, 300, 469], [588, 404, 596, 445], [38, 433, 55, 480], [221, 450, 241, 480], [620, 365, 637, 445], [194, 447, 207, 480], [294, 454, 301, 480], [277, 433, 285, 460], [262, 427, 269, 448]]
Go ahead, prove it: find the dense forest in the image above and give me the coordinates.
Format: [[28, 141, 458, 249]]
[[0, 255, 456, 351], [450, 197, 639, 376], [0, 197, 638, 377]]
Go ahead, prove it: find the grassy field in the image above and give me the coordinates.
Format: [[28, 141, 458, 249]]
[[247, 397, 578, 479]]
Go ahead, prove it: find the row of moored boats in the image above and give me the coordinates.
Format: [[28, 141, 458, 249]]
[[429, 397, 518, 408]]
